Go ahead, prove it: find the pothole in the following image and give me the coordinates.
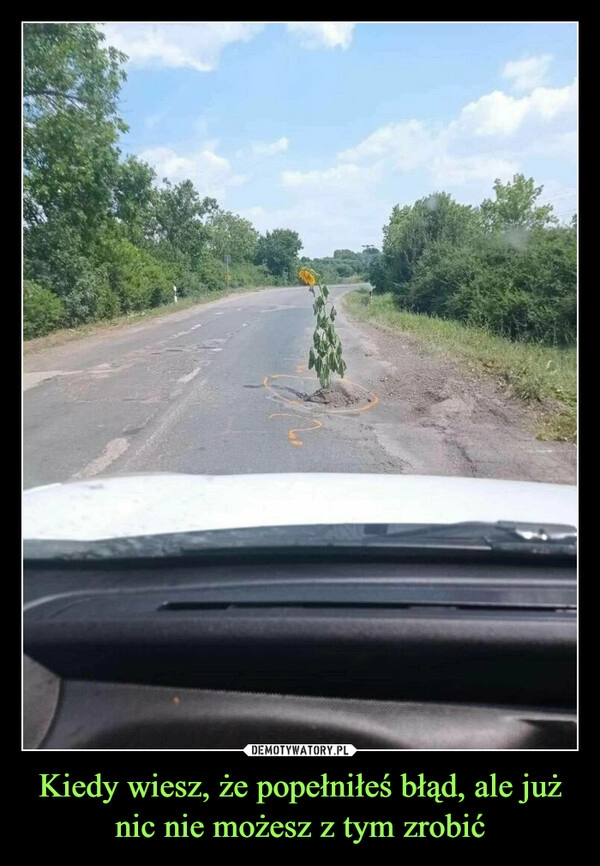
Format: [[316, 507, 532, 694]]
[[303, 380, 373, 408], [263, 374, 379, 415]]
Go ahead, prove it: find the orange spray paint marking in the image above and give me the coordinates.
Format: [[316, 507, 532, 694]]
[[268, 412, 323, 446]]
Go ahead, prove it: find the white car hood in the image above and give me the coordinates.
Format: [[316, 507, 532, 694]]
[[22, 473, 577, 541]]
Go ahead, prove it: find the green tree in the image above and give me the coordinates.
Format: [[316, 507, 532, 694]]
[[479, 174, 558, 233], [206, 209, 259, 263], [24, 214, 114, 325], [382, 193, 478, 297], [98, 232, 173, 312], [362, 249, 383, 291], [255, 229, 303, 278], [113, 156, 157, 245], [23, 23, 127, 239], [375, 179, 575, 345], [23, 23, 132, 327], [153, 180, 216, 267]]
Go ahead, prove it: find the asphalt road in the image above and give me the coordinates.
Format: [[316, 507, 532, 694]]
[[23, 284, 575, 488]]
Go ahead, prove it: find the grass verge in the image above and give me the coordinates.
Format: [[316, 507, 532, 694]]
[[23, 283, 285, 355], [344, 290, 576, 441]]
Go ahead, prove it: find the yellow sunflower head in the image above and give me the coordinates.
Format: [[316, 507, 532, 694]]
[[298, 268, 317, 287]]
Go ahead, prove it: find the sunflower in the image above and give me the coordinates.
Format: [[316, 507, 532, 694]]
[[298, 268, 317, 286]]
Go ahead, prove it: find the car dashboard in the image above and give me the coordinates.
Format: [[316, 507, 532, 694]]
[[23, 554, 577, 750]]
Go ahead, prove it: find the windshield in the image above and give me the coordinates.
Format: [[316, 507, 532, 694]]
[[22, 22, 578, 771], [23, 22, 577, 553]]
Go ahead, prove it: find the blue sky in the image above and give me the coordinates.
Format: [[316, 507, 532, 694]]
[[101, 22, 577, 257]]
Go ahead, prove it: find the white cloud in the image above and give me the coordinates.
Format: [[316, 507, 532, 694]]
[[237, 160, 384, 257], [240, 205, 267, 221], [264, 65, 577, 254], [502, 54, 553, 92], [252, 137, 290, 156], [338, 119, 443, 169], [282, 161, 382, 193], [266, 160, 387, 256], [431, 155, 519, 186], [268, 75, 576, 254], [286, 22, 355, 50], [241, 199, 383, 259], [456, 80, 576, 137], [335, 110, 526, 190], [101, 23, 263, 72], [338, 80, 576, 179], [138, 145, 246, 199]]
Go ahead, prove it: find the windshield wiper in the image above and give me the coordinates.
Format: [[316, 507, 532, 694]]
[[23, 521, 576, 563], [361, 521, 576, 554]]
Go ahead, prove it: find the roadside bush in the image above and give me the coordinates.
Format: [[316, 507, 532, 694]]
[[23, 280, 64, 338], [229, 261, 273, 288], [380, 179, 576, 346], [367, 253, 388, 293], [198, 254, 225, 292], [172, 268, 201, 298], [25, 221, 110, 326], [448, 273, 534, 340], [57, 266, 110, 326], [94, 282, 121, 320], [408, 241, 479, 316], [101, 236, 172, 312]]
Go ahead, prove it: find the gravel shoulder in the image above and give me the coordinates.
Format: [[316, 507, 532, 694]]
[[339, 293, 576, 484]]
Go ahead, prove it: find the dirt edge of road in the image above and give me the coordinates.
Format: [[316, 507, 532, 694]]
[[341, 291, 576, 445], [339, 291, 576, 484]]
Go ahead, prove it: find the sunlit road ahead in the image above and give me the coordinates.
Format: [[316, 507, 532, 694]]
[[23, 284, 575, 488], [24, 285, 381, 487]]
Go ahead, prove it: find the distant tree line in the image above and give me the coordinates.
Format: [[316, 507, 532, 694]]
[[23, 24, 308, 338], [369, 175, 576, 345], [299, 247, 379, 285]]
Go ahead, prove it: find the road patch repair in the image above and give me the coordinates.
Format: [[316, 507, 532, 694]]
[[23, 370, 81, 392]]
